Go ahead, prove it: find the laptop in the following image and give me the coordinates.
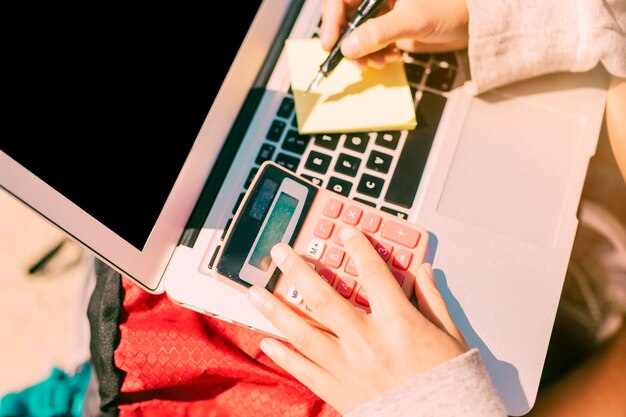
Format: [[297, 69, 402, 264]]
[[0, 1, 609, 415]]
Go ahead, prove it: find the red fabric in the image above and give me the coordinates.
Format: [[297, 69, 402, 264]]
[[115, 277, 339, 417]]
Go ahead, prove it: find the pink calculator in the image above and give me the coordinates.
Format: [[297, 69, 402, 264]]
[[215, 161, 429, 328]]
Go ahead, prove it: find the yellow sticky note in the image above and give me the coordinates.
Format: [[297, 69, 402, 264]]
[[286, 39, 416, 134]]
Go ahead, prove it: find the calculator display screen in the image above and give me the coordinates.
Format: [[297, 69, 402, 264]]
[[249, 192, 298, 271]]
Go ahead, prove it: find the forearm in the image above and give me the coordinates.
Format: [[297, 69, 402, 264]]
[[466, 0, 626, 94]]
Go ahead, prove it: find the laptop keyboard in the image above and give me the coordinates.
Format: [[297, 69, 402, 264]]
[[208, 30, 458, 269]]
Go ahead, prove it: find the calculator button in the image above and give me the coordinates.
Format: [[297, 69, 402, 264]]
[[375, 131, 400, 150], [356, 288, 370, 307], [301, 174, 323, 187], [366, 150, 393, 174], [256, 144, 276, 165], [375, 242, 393, 261], [318, 268, 335, 285], [323, 198, 343, 218], [344, 133, 369, 153], [392, 249, 412, 270], [305, 239, 325, 261], [361, 213, 382, 233], [328, 177, 352, 197], [342, 206, 362, 225], [357, 174, 384, 198], [334, 229, 345, 247], [305, 151, 332, 174], [325, 247, 345, 269], [392, 271, 404, 286], [334, 153, 361, 177], [337, 277, 355, 298], [382, 221, 420, 248], [345, 258, 357, 276], [314, 219, 334, 240], [314, 134, 340, 150], [286, 285, 303, 305], [266, 120, 286, 142]]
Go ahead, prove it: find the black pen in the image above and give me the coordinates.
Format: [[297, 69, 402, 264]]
[[305, 0, 387, 94]]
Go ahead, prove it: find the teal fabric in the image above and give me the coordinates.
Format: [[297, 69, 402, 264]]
[[0, 362, 91, 417]]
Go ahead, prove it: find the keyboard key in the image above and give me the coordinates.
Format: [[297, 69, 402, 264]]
[[325, 247, 345, 269], [305, 150, 332, 174], [345, 258, 357, 275], [305, 239, 325, 261], [375, 241, 393, 261], [356, 288, 369, 307], [275, 153, 300, 172], [366, 150, 392, 173], [380, 206, 409, 220], [283, 130, 309, 154], [291, 113, 298, 129], [244, 167, 259, 189], [385, 91, 447, 208], [357, 173, 384, 198], [337, 276, 355, 298], [361, 212, 381, 233], [220, 218, 232, 241], [208, 245, 221, 269], [314, 218, 334, 239], [342, 205, 362, 225], [301, 174, 323, 187], [266, 120, 286, 142], [328, 177, 352, 197], [375, 131, 401, 150], [408, 52, 431, 63], [382, 221, 420, 248], [432, 52, 457, 68], [392, 249, 412, 270], [425, 64, 457, 92], [405, 63, 426, 84], [255, 143, 275, 165], [277, 96, 294, 118], [334, 153, 361, 177], [353, 197, 376, 207], [318, 268, 335, 285], [314, 134, 340, 150], [344, 133, 369, 153], [323, 198, 343, 218], [232, 192, 245, 214]]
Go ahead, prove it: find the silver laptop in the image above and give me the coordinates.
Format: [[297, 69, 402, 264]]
[[0, 0, 608, 414]]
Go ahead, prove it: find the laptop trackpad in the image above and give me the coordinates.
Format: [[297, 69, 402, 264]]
[[437, 92, 585, 247]]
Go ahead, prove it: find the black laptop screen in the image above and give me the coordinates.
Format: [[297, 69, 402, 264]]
[[1, 4, 263, 250]]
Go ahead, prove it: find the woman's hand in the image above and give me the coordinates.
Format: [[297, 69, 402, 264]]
[[247, 226, 468, 415], [321, 0, 469, 69]]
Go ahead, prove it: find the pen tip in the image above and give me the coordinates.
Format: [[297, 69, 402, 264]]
[[305, 73, 324, 96]]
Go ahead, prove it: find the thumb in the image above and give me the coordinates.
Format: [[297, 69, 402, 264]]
[[340, 9, 412, 58], [415, 263, 467, 346]]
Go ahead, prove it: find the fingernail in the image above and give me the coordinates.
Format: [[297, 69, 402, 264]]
[[260, 338, 278, 356], [341, 34, 362, 57], [339, 226, 357, 241], [271, 244, 289, 265], [247, 286, 266, 308]]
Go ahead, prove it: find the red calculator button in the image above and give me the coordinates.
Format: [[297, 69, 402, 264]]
[[325, 247, 345, 269], [381, 221, 420, 248], [314, 219, 334, 239], [337, 277, 355, 298], [375, 242, 393, 261], [356, 288, 370, 307], [323, 198, 343, 218], [345, 258, 357, 276], [392, 271, 404, 286], [342, 206, 362, 225], [318, 268, 335, 286], [362, 213, 382, 233], [392, 249, 412, 270]]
